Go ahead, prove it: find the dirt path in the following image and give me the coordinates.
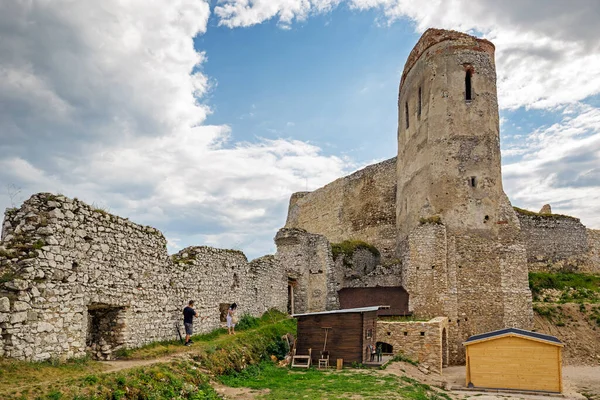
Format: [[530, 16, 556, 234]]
[[380, 362, 599, 400], [99, 354, 183, 373]]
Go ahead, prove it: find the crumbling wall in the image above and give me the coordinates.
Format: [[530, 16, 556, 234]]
[[377, 317, 448, 373], [587, 229, 600, 274], [516, 209, 589, 270], [274, 228, 336, 313], [284, 158, 397, 261], [515, 208, 599, 273], [0, 193, 286, 361]]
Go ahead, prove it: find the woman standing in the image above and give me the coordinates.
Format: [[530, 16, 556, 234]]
[[226, 303, 238, 335]]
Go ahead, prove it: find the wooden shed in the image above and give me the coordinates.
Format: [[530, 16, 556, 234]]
[[464, 328, 564, 393], [293, 306, 385, 366]]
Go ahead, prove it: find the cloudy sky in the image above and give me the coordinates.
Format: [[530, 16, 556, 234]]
[[1, 1, 599, 259]]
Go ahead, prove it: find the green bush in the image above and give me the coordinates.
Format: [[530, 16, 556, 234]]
[[236, 314, 260, 331], [331, 240, 380, 259]]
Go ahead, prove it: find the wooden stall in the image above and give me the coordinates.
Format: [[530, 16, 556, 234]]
[[338, 286, 409, 316], [464, 328, 563, 393], [293, 306, 386, 366]]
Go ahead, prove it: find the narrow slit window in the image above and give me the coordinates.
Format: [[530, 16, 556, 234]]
[[405, 101, 409, 129], [465, 70, 472, 101], [470, 176, 476, 187], [418, 87, 422, 119]]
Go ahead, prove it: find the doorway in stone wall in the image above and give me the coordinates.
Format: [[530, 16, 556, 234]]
[[442, 328, 448, 367], [287, 278, 297, 315], [376, 341, 394, 356], [86, 304, 126, 361]]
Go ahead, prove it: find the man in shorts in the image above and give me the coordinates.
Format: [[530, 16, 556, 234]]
[[183, 300, 200, 346]]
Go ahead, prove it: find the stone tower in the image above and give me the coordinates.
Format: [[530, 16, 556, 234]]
[[396, 29, 533, 364]]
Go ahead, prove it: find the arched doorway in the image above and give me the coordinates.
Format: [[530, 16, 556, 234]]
[[442, 328, 448, 367], [376, 341, 393, 355]]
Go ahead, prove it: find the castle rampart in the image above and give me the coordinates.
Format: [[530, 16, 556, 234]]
[[284, 158, 397, 260], [0, 193, 286, 361]]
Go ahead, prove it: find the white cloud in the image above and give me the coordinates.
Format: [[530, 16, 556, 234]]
[[214, 0, 600, 110], [503, 104, 600, 228], [0, 0, 352, 259]]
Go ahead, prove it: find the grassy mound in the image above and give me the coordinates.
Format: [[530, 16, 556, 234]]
[[529, 272, 600, 303]]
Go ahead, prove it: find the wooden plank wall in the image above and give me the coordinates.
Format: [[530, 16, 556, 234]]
[[338, 287, 410, 316], [296, 312, 368, 365], [466, 336, 562, 393]]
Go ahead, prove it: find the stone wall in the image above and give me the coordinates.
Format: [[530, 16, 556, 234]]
[[516, 210, 589, 269], [377, 317, 449, 373], [0, 193, 287, 361], [515, 208, 600, 274], [284, 158, 397, 261], [587, 229, 600, 274]]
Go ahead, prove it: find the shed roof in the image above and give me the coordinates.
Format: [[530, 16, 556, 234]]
[[464, 328, 563, 346], [293, 306, 388, 318]]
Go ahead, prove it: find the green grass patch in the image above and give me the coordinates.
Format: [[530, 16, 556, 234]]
[[220, 361, 449, 400], [529, 272, 600, 303], [331, 240, 380, 259]]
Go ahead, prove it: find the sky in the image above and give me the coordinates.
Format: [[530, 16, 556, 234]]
[[1, 0, 600, 260]]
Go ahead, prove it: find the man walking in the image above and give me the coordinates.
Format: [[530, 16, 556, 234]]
[[183, 300, 206, 346]]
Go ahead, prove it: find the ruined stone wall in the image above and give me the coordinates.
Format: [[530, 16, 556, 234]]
[[516, 211, 588, 268], [587, 229, 600, 274], [284, 158, 397, 260], [0, 193, 286, 361], [515, 210, 600, 273], [377, 317, 448, 373], [274, 228, 337, 314]]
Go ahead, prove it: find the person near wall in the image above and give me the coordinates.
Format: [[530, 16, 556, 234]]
[[183, 300, 207, 346], [227, 303, 238, 335]]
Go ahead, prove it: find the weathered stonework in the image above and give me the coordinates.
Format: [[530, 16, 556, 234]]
[[377, 317, 449, 373], [284, 158, 397, 261], [0, 194, 286, 361], [516, 208, 600, 274]]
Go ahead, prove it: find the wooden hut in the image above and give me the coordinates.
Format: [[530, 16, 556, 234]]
[[293, 306, 386, 366], [464, 328, 563, 393], [338, 287, 410, 316]]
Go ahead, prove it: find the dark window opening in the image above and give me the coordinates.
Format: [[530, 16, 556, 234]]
[[366, 329, 373, 339], [465, 69, 473, 101], [387, 331, 391, 336], [418, 87, 422, 119], [484, 215, 489, 223], [405, 102, 409, 129], [403, 331, 408, 336], [420, 332, 425, 336], [431, 265, 435, 270], [470, 176, 477, 187]]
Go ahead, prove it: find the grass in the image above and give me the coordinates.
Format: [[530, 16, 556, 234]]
[[219, 361, 450, 400], [529, 272, 600, 303], [513, 206, 579, 221], [3, 359, 220, 400], [331, 239, 380, 260], [0, 310, 295, 399]]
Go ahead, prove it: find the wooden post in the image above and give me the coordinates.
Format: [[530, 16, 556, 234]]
[[336, 358, 343, 370]]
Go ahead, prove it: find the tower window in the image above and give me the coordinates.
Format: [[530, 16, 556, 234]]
[[405, 101, 409, 129], [470, 176, 476, 187], [418, 87, 422, 119], [465, 69, 473, 101]]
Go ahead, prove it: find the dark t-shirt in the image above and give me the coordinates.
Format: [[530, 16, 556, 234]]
[[183, 306, 196, 324]]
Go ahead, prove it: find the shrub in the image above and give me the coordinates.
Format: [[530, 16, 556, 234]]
[[419, 215, 442, 225], [331, 240, 380, 259], [235, 314, 260, 331]]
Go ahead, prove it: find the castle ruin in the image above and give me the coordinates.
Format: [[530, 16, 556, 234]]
[[1, 29, 599, 366]]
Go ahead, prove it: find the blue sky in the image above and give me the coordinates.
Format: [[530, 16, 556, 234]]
[[1, 0, 600, 259]]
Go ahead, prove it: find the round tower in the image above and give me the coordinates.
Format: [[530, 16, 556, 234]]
[[396, 29, 502, 239], [395, 29, 533, 364]]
